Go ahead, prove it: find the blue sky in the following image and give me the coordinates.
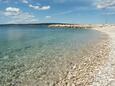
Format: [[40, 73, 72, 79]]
[[0, 0, 115, 24]]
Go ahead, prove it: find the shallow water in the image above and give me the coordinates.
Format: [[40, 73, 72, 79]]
[[0, 25, 104, 85]]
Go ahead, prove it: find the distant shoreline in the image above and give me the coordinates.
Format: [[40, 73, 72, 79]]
[[48, 24, 115, 29], [0, 23, 85, 25], [48, 24, 93, 28], [0, 23, 114, 29]]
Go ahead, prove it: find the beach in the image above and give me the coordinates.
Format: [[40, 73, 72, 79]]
[[48, 24, 115, 86], [0, 0, 114, 85], [91, 25, 115, 86], [55, 32, 110, 86], [0, 25, 114, 86]]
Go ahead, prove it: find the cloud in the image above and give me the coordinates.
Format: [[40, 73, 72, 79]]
[[96, 0, 115, 9], [21, 0, 50, 10], [4, 7, 21, 16], [3, 7, 39, 24], [29, 4, 50, 10]]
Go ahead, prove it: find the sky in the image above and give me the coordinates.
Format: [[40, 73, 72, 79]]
[[0, 0, 115, 24]]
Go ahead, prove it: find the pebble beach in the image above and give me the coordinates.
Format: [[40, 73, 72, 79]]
[[91, 25, 115, 86], [55, 31, 110, 86], [48, 24, 115, 86]]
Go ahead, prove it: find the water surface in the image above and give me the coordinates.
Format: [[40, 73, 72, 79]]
[[0, 25, 104, 85]]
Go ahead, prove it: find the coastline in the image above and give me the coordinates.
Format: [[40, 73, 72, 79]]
[[91, 25, 115, 86], [55, 30, 110, 86], [48, 24, 114, 86]]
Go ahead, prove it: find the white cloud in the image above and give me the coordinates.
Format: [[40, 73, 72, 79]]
[[4, 7, 39, 24], [96, 0, 115, 9], [21, 0, 50, 10], [29, 4, 50, 10], [6, 7, 20, 12], [4, 7, 21, 16]]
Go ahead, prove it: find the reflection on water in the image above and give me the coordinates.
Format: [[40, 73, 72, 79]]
[[0, 25, 103, 85]]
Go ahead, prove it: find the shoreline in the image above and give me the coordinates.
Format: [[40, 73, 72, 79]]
[[55, 30, 110, 86], [48, 24, 114, 86], [91, 26, 115, 86]]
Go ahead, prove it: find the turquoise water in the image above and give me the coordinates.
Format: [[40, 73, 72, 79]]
[[0, 25, 103, 86]]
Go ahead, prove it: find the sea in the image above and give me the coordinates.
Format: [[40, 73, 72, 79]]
[[0, 25, 104, 86]]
